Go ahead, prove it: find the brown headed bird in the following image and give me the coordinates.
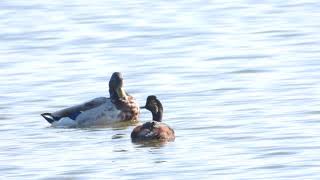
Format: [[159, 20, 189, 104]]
[[131, 95, 175, 142]]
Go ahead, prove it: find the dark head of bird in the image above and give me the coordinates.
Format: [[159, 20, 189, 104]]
[[141, 95, 163, 122], [109, 72, 127, 100]]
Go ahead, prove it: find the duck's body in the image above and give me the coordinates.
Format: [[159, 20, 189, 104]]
[[42, 96, 139, 127], [131, 121, 175, 141], [131, 96, 175, 142], [41, 72, 140, 127]]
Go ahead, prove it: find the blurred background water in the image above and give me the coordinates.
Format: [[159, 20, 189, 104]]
[[1, 0, 320, 179]]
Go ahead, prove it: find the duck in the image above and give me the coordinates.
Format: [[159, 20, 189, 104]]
[[131, 95, 175, 142], [41, 72, 140, 127]]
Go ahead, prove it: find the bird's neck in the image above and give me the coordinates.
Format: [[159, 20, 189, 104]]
[[152, 110, 162, 122]]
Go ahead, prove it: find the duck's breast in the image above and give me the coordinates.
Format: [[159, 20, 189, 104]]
[[157, 124, 175, 141]]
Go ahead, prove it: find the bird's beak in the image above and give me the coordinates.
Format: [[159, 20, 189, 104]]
[[140, 106, 146, 109], [116, 87, 127, 99]]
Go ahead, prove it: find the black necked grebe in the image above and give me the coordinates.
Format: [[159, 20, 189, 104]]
[[131, 95, 175, 142]]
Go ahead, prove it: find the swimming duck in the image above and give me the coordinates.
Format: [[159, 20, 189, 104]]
[[41, 72, 140, 127], [131, 95, 175, 142]]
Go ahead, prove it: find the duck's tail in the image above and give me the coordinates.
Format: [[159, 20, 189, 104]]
[[41, 113, 57, 124]]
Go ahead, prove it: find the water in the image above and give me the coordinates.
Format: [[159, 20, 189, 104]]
[[1, 0, 320, 179]]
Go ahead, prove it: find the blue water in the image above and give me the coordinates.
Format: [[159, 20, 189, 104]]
[[1, 0, 320, 179]]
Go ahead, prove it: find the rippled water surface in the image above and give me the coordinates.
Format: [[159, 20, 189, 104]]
[[1, 0, 320, 179]]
